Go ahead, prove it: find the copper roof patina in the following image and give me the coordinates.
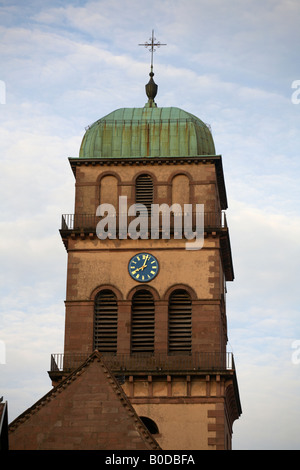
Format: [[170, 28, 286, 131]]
[[79, 106, 216, 159]]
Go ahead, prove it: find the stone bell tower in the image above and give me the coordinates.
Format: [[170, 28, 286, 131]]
[[47, 37, 242, 450]]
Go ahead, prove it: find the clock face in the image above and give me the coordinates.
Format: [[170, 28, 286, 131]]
[[128, 253, 159, 283]]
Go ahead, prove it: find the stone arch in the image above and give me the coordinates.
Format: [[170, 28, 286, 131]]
[[163, 284, 197, 301], [90, 284, 124, 301], [171, 173, 191, 206], [139, 416, 159, 435], [127, 284, 160, 302], [98, 173, 119, 209]]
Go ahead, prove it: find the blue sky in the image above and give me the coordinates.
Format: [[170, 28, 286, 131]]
[[1, 0, 300, 450]]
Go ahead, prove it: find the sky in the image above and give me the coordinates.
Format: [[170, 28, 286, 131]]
[[0, 0, 300, 450]]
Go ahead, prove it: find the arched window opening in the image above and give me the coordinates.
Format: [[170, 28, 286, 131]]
[[94, 290, 118, 354], [139, 416, 159, 434], [131, 290, 155, 354], [135, 174, 153, 215], [168, 289, 192, 354]]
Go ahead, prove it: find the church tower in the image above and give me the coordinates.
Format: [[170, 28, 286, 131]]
[[48, 37, 242, 450]]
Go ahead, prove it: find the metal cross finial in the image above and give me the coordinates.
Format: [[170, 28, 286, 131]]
[[139, 30, 166, 72]]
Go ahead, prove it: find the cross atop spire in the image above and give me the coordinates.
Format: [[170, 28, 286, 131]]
[[139, 30, 166, 107], [139, 29, 167, 74]]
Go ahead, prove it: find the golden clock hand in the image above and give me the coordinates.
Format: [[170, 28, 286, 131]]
[[132, 255, 149, 275], [133, 265, 146, 274], [141, 255, 149, 270]]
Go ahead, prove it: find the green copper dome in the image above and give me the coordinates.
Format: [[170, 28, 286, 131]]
[[79, 106, 215, 159]]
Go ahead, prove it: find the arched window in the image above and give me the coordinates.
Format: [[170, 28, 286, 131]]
[[100, 174, 118, 207], [135, 174, 153, 214], [139, 416, 159, 434], [171, 174, 190, 206], [131, 290, 155, 354], [94, 290, 118, 353], [168, 290, 192, 354]]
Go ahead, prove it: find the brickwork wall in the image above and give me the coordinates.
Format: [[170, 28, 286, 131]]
[[63, 160, 226, 356], [9, 357, 159, 450]]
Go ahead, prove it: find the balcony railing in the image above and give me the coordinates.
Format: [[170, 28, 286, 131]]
[[61, 211, 227, 233], [50, 352, 235, 375]]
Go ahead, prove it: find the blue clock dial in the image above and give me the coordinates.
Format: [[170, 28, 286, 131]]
[[128, 253, 159, 282]]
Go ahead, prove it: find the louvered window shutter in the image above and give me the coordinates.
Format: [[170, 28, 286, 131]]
[[135, 174, 153, 214], [131, 290, 155, 354], [94, 290, 118, 353], [168, 290, 192, 353]]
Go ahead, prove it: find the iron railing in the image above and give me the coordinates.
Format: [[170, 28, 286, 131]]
[[50, 352, 235, 374], [61, 211, 227, 232]]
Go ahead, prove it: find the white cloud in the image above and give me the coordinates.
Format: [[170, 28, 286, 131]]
[[225, 198, 300, 449]]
